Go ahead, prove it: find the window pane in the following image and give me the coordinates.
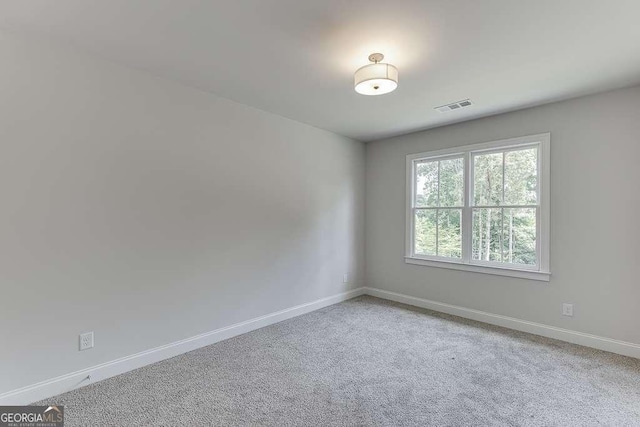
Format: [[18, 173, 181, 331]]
[[503, 208, 537, 265], [472, 208, 502, 261], [474, 152, 503, 206], [415, 160, 438, 207], [439, 158, 464, 207], [504, 148, 537, 205], [438, 209, 462, 258], [414, 209, 437, 256]]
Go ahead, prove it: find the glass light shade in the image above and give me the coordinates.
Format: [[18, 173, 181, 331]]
[[354, 63, 398, 95]]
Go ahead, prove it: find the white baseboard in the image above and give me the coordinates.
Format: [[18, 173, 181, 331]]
[[0, 287, 365, 405], [364, 287, 640, 359], [5, 285, 636, 405]]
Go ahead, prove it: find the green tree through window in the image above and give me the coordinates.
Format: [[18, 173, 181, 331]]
[[414, 157, 463, 258]]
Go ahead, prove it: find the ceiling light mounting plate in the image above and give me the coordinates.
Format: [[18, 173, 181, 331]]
[[368, 53, 384, 63]]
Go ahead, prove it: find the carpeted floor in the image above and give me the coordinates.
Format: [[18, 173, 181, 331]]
[[36, 296, 640, 426]]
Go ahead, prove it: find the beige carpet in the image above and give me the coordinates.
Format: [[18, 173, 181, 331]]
[[36, 296, 640, 426]]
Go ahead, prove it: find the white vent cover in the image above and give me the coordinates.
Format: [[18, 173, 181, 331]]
[[435, 99, 473, 113]]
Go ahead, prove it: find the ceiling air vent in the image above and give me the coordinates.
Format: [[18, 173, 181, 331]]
[[435, 99, 473, 113]]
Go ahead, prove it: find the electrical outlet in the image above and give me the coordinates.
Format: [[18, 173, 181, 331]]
[[562, 303, 574, 317], [343, 273, 349, 283], [79, 332, 94, 351]]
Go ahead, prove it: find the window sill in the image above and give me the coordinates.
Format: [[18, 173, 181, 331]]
[[404, 256, 550, 282]]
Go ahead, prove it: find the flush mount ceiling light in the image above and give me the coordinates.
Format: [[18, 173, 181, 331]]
[[354, 53, 398, 96]]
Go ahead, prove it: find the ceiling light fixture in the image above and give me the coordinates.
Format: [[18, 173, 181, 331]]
[[354, 53, 398, 96]]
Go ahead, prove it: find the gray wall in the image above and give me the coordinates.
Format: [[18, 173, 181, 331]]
[[0, 33, 365, 394], [366, 85, 640, 345]]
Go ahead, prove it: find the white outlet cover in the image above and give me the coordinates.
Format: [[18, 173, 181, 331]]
[[79, 332, 94, 351], [562, 303, 574, 317], [343, 273, 349, 283]]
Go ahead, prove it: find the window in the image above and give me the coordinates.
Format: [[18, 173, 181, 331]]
[[406, 133, 550, 281]]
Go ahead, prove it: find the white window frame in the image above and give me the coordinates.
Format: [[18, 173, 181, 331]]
[[405, 133, 550, 281]]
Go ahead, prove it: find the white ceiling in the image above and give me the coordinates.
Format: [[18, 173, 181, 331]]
[[1, 0, 639, 141]]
